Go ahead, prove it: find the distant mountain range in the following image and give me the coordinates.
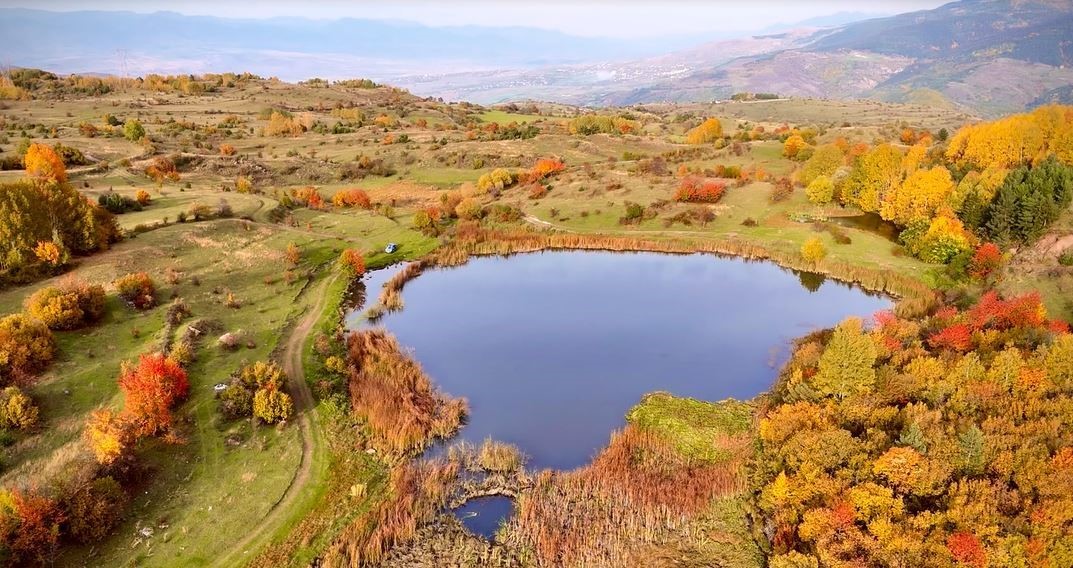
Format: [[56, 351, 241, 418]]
[[2, 1, 1071, 116], [394, 0, 1073, 116]]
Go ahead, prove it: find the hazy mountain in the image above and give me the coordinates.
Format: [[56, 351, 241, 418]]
[[0, 8, 716, 78], [597, 0, 1073, 116], [2, 2, 1070, 116], [391, 0, 1073, 116]]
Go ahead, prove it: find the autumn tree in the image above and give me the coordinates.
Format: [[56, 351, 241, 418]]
[[117, 353, 189, 437], [0, 489, 65, 565], [800, 144, 844, 186], [339, 248, 366, 276], [686, 118, 723, 144], [800, 237, 827, 264], [0, 180, 119, 271], [879, 165, 955, 226], [476, 169, 517, 193], [841, 143, 902, 212], [64, 476, 129, 544], [782, 135, 808, 160], [968, 242, 1003, 280], [23, 143, 67, 184], [0, 313, 55, 385], [528, 158, 565, 181], [674, 177, 726, 203], [0, 386, 39, 430], [813, 317, 876, 398], [805, 175, 835, 205], [253, 387, 293, 424], [285, 243, 301, 265], [33, 241, 65, 267]]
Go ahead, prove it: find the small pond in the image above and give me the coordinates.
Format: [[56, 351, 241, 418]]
[[453, 496, 514, 539], [347, 251, 891, 471]]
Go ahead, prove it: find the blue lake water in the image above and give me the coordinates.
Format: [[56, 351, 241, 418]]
[[348, 251, 891, 471]]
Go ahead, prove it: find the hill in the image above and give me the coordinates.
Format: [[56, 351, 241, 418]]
[[393, 0, 1073, 117]]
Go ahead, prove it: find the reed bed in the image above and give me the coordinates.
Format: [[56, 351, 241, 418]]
[[498, 425, 748, 568], [346, 330, 468, 458], [322, 459, 459, 567], [430, 225, 937, 318]]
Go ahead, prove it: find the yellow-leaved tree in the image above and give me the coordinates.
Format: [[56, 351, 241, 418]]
[[686, 118, 723, 145], [880, 166, 955, 226], [841, 144, 903, 212]]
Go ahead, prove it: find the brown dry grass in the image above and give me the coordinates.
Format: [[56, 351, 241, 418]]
[[322, 459, 458, 567], [499, 425, 748, 568], [346, 329, 467, 458]]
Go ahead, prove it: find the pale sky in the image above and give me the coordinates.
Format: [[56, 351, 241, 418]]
[[6, 1, 948, 38]]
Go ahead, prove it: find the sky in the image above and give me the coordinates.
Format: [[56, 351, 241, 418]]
[[7, 1, 949, 38]]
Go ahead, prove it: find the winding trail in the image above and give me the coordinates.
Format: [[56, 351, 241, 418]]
[[215, 274, 335, 566]]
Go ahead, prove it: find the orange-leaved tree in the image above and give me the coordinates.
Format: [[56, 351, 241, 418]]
[[24, 143, 67, 184], [117, 353, 189, 437]]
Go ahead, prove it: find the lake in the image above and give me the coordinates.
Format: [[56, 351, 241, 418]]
[[348, 250, 891, 471]]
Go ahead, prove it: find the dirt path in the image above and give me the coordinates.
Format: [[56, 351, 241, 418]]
[[215, 274, 334, 566]]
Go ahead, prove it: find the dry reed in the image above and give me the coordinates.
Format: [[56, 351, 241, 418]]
[[322, 459, 459, 567], [347, 330, 468, 458], [498, 425, 748, 567]]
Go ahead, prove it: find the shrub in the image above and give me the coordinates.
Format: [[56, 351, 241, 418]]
[[219, 383, 254, 418], [0, 386, 38, 430], [64, 476, 129, 544], [235, 176, 253, 194], [0, 314, 55, 385], [1060, 250, 1073, 266], [285, 243, 301, 265], [0, 489, 65, 564], [122, 119, 145, 141], [25, 279, 106, 330], [968, 242, 1003, 280], [339, 249, 366, 276], [455, 198, 483, 220], [331, 187, 371, 208], [113, 272, 155, 310], [168, 340, 195, 367], [801, 237, 827, 263], [134, 189, 151, 205], [412, 209, 433, 230], [528, 183, 548, 199], [97, 191, 141, 214], [769, 178, 794, 203], [219, 143, 236, 156], [528, 158, 565, 181], [476, 168, 517, 193], [674, 176, 726, 203], [253, 387, 293, 424]]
